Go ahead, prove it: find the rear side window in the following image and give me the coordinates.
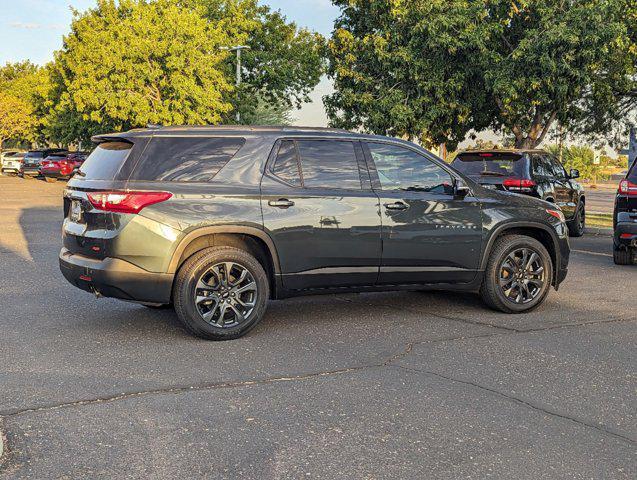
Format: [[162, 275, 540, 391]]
[[272, 140, 302, 186], [296, 140, 361, 190], [628, 162, 637, 182], [452, 152, 526, 178], [131, 137, 245, 182], [79, 142, 133, 180]]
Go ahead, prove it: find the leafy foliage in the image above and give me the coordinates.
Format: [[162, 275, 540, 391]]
[[46, 0, 235, 144], [326, 0, 637, 150], [0, 92, 35, 149]]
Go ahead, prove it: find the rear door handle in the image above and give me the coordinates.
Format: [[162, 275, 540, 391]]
[[384, 201, 409, 211], [268, 199, 295, 208]]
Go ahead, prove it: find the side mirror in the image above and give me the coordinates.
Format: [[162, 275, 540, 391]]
[[569, 169, 580, 179], [454, 179, 471, 198]]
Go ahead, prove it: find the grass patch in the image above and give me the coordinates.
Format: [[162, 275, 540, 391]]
[[587, 213, 613, 229]]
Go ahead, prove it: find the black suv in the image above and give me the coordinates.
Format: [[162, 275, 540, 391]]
[[613, 162, 637, 264], [452, 150, 585, 237], [59, 127, 570, 340]]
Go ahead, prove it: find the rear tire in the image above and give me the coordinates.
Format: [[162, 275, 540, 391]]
[[173, 246, 269, 340], [567, 202, 585, 237], [613, 246, 634, 265], [480, 235, 553, 313]]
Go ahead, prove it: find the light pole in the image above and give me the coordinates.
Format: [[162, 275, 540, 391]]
[[220, 45, 251, 123]]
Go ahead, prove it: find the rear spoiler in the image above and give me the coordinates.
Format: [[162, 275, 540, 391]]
[[90, 135, 134, 145]]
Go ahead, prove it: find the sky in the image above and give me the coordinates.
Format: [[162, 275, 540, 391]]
[[0, 0, 340, 126]]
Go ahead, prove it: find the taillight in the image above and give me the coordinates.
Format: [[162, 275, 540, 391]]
[[87, 191, 172, 214], [503, 178, 536, 192], [618, 179, 637, 196], [546, 208, 566, 223]]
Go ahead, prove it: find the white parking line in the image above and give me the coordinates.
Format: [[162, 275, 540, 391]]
[[572, 249, 613, 258]]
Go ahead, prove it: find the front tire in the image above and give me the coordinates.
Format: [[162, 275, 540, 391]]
[[480, 235, 553, 313], [173, 246, 269, 340], [567, 202, 585, 237]]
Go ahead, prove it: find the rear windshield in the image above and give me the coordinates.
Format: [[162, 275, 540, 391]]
[[452, 152, 526, 178], [130, 137, 245, 182], [79, 142, 133, 180], [628, 162, 637, 182]]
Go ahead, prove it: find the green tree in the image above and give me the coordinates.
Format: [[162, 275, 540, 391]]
[[186, 0, 325, 123], [0, 92, 35, 150], [0, 61, 49, 143], [46, 0, 236, 144], [326, 0, 637, 150]]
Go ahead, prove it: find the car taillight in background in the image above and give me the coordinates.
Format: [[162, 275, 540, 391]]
[[618, 179, 637, 196], [87, 191, 173, 214], [503, 178, 536, 192]]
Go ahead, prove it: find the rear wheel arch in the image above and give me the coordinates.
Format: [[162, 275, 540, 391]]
[[481, 223, 559, 284], [168, 226, 280, 296]]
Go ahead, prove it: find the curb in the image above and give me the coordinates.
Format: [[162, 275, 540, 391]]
[[585, 227, 613, 237]]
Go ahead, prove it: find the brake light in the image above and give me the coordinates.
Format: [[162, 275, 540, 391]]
[[87, 191, 172, 214], [479, 153, 494, 157], [618, 179, 637, 196], [503, 178, 536, 191]]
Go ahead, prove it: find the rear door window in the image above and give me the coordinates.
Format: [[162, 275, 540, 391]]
[[295, 140, 362, 190], [79, 142, 133, 180], [452, 152, 526, 178], [130, 137, 245, 182]]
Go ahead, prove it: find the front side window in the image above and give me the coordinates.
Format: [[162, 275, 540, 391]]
[[367, 143, 453, 194], [545, 155, 567, 179], [130, 137, 245, 182], [296, 140, 362, 190]]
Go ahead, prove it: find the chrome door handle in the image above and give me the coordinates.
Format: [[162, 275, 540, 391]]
[[384, 201, 409, 211], [268, 199, 295, 208]]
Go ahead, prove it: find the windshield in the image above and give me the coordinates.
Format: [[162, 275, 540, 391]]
[[24, 151, 44, 160], [452, 152, 526, 178]]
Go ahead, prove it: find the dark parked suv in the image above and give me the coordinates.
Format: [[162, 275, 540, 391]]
[[452, 150, 585, 236], [59, 127, 570, 340], [613, 162, 637, 265]]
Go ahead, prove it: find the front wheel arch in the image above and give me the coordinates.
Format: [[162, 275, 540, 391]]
[[481, 223, 559, 286]]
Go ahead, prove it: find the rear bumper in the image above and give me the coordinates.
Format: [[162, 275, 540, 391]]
[[614, 221, 637, 248], [1, 167, 19, 173], [59, 248, 173, 304], [20, 166, 41, 176]]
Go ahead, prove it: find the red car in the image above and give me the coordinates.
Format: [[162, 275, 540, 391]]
[[40, 152, 88, 182]]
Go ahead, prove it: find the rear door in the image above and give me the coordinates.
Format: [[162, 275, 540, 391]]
[[260, 138, 381, 290], [364, 142, 483, 285], [544, 154, 577, 219]]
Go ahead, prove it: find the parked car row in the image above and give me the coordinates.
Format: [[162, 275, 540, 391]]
[[1, 149, 88, 181]]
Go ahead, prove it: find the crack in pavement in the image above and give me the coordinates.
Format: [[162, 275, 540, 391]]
[[0, 312, 634, 470], [394, 364, 637, 446]]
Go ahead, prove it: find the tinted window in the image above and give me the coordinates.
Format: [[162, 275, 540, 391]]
[[368, 143, 453, 194], [532, 155, 552, 177], [628, 162, 637, 182], [24, 151, 44, 160], [296, 140, 362, 190], [545, 155, 567, 178], [272, 140, 301, 186], [79, 142, 132, 180], [131, 137, 245, 182], [452, 152, 526, 178]]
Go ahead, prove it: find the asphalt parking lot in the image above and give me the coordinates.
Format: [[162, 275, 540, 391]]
[[0, 175, 635, 479]]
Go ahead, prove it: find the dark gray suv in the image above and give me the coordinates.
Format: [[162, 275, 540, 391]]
[[60, 126, 570, 340]]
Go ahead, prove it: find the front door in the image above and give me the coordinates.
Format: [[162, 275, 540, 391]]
[[363, 142, 483, 285], [261, 139, 381, 290]]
